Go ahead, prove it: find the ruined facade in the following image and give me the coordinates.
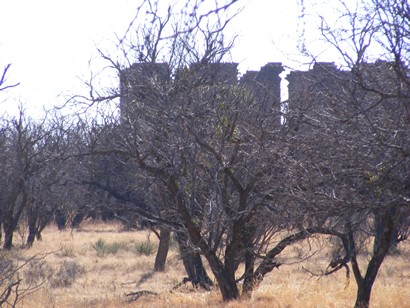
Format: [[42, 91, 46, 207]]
[[285, 62, 352, 129], [240, 62, 283, 115], [120, 62, 284, 125], [120, 60, 407, 129], [120, 62, 171, 120]]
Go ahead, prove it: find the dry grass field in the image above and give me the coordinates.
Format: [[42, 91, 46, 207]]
[[4, 221, 410, 308]]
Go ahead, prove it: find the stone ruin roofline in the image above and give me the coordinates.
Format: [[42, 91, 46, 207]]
[[285, 60, 402, 80], [123, 62, 284, 85], [121, 62, 285, 120], [125, 60, 400, 81], [122, 61, 403, 106]]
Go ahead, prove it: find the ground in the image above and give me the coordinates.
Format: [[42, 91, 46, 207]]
[[4, 221, 410, 307]]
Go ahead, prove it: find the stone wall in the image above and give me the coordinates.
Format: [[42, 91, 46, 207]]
[[120, 62, 284, 123], [241, 62, 283, 116], [120, 60, 405, 127]]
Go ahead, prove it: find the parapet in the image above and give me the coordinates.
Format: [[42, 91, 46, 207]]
[[122, 62, 171, 83], [188, 62, 239, 85]]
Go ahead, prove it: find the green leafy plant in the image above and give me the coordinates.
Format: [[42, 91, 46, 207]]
[[135, 240, 155, 256], [92, 238, 128, 257], [93, 238, 108, 257], [59, 244, 75, 258]]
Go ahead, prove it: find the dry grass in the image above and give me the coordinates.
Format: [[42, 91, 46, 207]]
[[8, 221, 410, 308]]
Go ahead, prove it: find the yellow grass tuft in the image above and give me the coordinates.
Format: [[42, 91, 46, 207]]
[[7, 221, 410, 307]]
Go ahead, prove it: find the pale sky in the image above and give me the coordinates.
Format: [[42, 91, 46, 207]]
[[0, 0, 328, 116]]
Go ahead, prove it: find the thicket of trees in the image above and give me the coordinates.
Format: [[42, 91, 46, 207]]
[[1, 0, 409, 307], [293, 1, 410, 306]]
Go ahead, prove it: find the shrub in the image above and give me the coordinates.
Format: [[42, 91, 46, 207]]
[[92, 238, 127, 257], [50, 260, 84, 288], [107, 241, 127, 254], [0, 253, 13, 274], [24, 260, 53, 285], [135, 240, 155, 256], [93, 238, 108, 257], [59, 244, 75, 258]]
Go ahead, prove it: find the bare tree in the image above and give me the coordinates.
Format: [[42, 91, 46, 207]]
[[292, 1, 410, 307], [23, 115, 72, 247], [113, 61, 320, 300], [75, 0, 346, 301], [0, 110, 34, 249], [0, 109, 68, 249]]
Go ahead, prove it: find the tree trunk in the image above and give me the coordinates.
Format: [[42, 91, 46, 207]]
[[167, 179, 239, 300], [3, 191, 28, 249], [0, 210, 3, 243], [26, 227, 36, 247], [55, 208, 67, 230], [218, 277, 240, 301], [210, 225, 242, 301], [36, 215, 50, 241], [204, 249, 240, 301], [154, 226, 170, 272], [3, 223, 14, 250], [26, 207, 38, 247], [241, 223, 256, 299], [242, 228, 324, 298], [242, 248, 256, 299], [374, 210, 400, 254], [36, 231, 42, 241], [353, 208, 396, 308], [355, 282, 372, 308], [176, 233, 213, 290]]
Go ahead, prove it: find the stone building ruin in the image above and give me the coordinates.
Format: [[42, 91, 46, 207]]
[[120, 62, 284, 125], [120, 60, 407, 128], [285, 60, 408, 130], [240, 62, 283, 115]]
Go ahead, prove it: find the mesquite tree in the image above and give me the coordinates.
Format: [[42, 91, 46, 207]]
[[23, 115, 72, 247], [293, 1, 410, 307], [0, 110, 69, 249], [75, 0, 333, 301], [0, 111, 40, 249]]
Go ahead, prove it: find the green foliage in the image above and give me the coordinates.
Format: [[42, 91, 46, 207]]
[[59, 244, 75, 258], [93, 238, 107, 257], [111, 241, 128, 253], [134, 240, 156, 256], [92, 238, 128, 257], [366, 172, 379, 184]]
